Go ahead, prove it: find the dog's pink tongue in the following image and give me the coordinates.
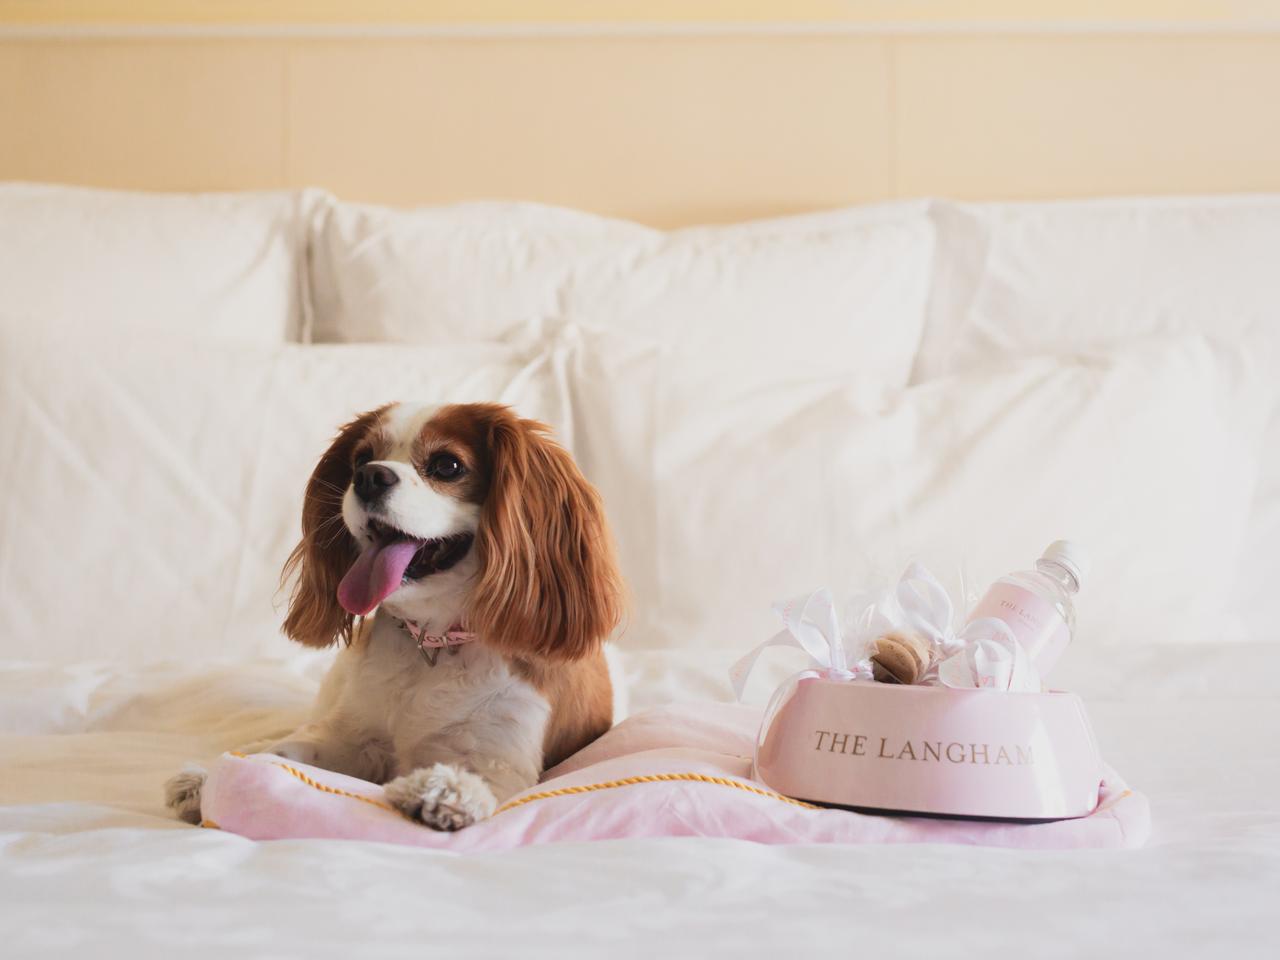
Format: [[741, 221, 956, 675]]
[[337, 540, 421, 616]]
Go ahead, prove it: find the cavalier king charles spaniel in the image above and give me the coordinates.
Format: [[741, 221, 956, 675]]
[[166, 402, 622, 830]]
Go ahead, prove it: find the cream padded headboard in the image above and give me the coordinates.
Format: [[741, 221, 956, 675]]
[[3, 27, 1280, 226]]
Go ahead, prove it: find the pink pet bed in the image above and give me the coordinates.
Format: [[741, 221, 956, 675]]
[[199, 702, 1149, 851]]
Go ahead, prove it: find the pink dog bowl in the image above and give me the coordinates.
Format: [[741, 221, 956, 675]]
[[755, 677, 1103, 821]]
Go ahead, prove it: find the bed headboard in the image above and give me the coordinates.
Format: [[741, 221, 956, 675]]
[[3, 5, 1280, 226]]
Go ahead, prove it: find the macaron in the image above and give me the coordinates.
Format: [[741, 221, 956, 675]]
[[870, 631, 932, 685]]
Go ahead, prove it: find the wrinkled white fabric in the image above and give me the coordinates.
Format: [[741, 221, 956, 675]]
[[599, 337, 1270, 651], [921, 196, 1280, 649], [1, 644, 1278, 958]]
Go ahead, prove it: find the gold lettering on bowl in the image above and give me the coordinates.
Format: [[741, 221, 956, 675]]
[[811, 730, 1035, 766]]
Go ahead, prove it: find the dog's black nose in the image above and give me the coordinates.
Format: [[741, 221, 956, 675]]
[[353, 463, 399, 502]]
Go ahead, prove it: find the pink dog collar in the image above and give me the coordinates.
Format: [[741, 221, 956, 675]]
[[400, 620, 475, 666]]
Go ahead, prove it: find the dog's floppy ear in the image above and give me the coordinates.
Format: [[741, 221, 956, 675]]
[[468, 408, 624, 661], [281, 406, 387, 648]]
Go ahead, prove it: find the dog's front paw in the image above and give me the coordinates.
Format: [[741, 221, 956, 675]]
[[384, 763, 496, 831], [164, 765, 208, 825]]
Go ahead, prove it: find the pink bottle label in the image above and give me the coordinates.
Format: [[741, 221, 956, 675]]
[[969, 584, 1070, 675]]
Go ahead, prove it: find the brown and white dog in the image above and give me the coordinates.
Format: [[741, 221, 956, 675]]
[[166, 402, 622, 830]]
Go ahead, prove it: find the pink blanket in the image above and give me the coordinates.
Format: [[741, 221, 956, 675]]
[[200, 702, 1150, 850]]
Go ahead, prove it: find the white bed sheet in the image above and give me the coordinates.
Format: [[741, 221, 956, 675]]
[[2, 644, 1277, 959]]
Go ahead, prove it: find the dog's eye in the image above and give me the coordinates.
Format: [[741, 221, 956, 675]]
[[426, 453, 464, 481], [353, 448, 373, 469]]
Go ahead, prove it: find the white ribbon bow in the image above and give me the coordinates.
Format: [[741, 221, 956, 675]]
[[730, 588, 873, 701], [731, 564, 1041, 701], [887, 561, 1040, 692]]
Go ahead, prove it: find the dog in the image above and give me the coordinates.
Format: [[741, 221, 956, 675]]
[[165, 402, 622, 830]]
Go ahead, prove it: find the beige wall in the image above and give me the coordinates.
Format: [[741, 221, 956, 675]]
[[3, 29, 1280, 226], [4, 2, 1280, 27]]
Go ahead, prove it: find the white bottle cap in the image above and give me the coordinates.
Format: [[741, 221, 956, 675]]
[[1040, 540, 1089, 588]]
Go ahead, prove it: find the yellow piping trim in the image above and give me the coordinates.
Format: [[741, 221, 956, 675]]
[[229, 751, 397, 814], [494, 773, 821, 814], [199, 819, 220, 829], [226, 751, 819, 821]]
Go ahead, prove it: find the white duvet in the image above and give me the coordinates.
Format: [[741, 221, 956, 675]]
[[2, 643, 1277, 959]]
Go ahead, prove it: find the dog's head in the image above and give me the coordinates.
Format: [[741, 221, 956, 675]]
[[282, 403, 622, 661]]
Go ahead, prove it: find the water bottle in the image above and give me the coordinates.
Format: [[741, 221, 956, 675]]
[[966, 541, 1089, 679]]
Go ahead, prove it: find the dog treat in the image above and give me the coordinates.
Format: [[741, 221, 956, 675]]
[[870, 631, 932, 685]]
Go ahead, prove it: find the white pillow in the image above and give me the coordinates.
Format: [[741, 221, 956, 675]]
[[919, 197, 1280, 642], [308, 199, 644, 345], [591, 336, 1268, 651], [0, 183, 310, 343], [0, 327, 571, 664], [917, 197, 1280, 379], [307, 197, 937, 402]]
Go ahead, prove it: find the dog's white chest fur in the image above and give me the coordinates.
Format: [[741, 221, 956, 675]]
[[312, 615, 552, 790]]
